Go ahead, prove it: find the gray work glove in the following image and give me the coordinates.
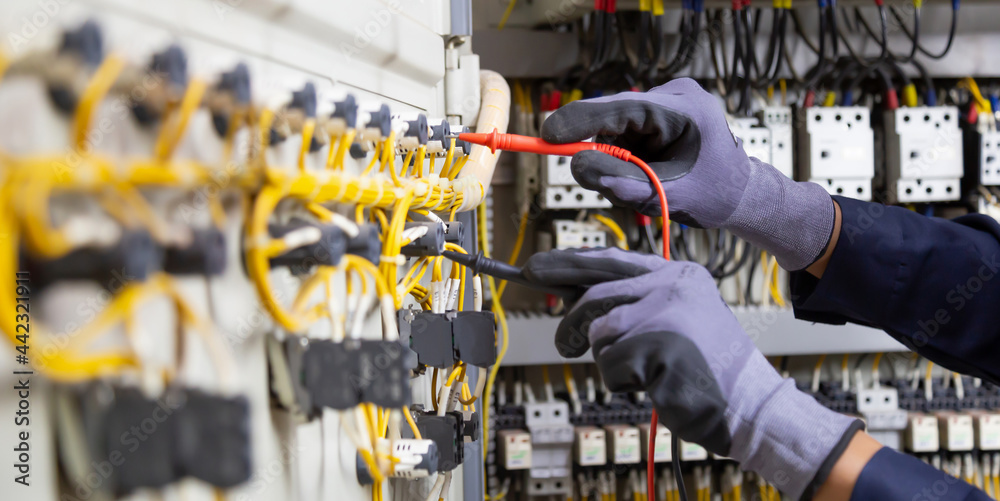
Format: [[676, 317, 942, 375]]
[[541, 78, 835, 271], [523, 248, 863, 500]]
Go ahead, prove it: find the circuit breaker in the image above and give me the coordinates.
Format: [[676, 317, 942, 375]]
[[759, 106, 794, 178], [730, 118, 773, 165], [979, 130, 1000, 186], [798, 106, 875, 200], [885, 107, 964, 203]]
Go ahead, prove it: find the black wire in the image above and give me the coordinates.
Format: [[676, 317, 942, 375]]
[[890, 4, 958, 59], [790, 9, 821, 54], [803, 5, 829, 90], [672, 435, 688, 501]]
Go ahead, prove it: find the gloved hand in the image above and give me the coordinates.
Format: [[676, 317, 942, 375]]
[[541, 78, 835, 271], [523, 247, 863, 500]]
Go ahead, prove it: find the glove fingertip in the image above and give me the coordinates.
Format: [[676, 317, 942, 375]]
[[540, 102, 591, 144]]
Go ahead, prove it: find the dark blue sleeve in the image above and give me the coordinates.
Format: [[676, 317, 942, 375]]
[[789, 196, 1000, 385], [851, 447, 987, 500]]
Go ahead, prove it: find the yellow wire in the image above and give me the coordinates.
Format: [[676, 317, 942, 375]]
[[592, 214, 628, 250], [154, 78, 208, 161], [72, 54, 126, 152], [480, 200, 509, 461], [496, 208, 529, 301], [298, 118, 316, 172], [498, 0, 518, 30]]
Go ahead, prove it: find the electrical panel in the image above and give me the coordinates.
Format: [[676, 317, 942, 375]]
[[798, 106, 875, 201], [885, 107, 964, 203]]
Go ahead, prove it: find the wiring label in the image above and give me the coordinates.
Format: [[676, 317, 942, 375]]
[[12, 271, 32, 486]]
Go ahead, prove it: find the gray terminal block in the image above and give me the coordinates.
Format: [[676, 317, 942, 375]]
[[357, 339, 417, 408], [401, 310, 457, 369], [268, 220, 347, 273], [302, 339, 361, 410], [401, 222, 446, 256], [443, 221, 465, 244], [452, 311, 496, 368]]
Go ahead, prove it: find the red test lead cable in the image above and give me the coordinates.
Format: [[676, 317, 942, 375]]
[[458, 128, 671, 499], [459, 129, 671, 260]]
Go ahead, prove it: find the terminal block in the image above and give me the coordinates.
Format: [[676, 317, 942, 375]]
[[302, 339, 415, 410], [171, 389, 253, 488], [266, 335, 317, 419], [268, 220, 347, 274], [302, 339, 360, 410], [347, 224, 382, 264], [24, 229, 158, 289], [356, 339, 417, 408], [97, 386, 252, 494], [210, 62, 252, 137], [357, 438, 439, 484], [885, 107, 963, 203], [133, 45, 188, 125], [798, 106, 875, 200], [329, 94, 359, 136], [414, 411, 465, 471], [164, 227, 227, 276], [401, 222, 446, 256], [400, 309, 496, 369], [102, 387, 177, 494], [452, 311, 497, 368], [400, 310, 454, 369]]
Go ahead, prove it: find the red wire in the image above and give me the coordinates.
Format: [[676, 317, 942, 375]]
[[458, 130, 671, 498], [628, 156, 668, 500]]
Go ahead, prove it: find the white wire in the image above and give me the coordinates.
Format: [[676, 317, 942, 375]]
[[472, 275, 483, 312]]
